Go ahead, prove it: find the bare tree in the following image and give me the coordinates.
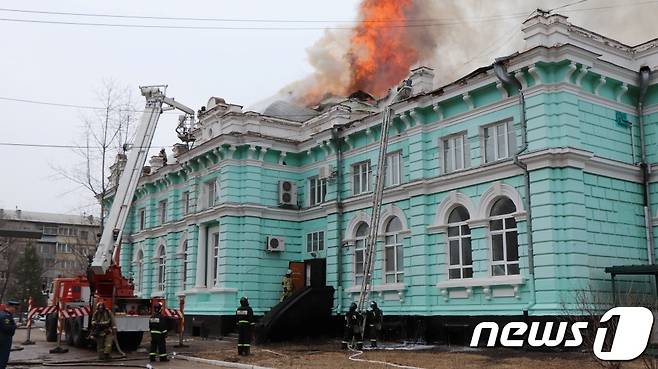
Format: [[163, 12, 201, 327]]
[[52, 80, 138, 235], [565, 284, 657, 369]]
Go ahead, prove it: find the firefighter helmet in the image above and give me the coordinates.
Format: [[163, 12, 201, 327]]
[[349, 302, 357, 311], [240, 296, 249, 307], [370, 301, 378, 309]]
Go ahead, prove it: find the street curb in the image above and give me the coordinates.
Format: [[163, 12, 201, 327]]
[[176, 354, 275, 369]]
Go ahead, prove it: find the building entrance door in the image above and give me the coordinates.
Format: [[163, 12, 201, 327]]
[[304, 258, 326, 288]]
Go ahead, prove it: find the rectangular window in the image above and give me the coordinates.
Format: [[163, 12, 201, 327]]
[[138, 209, 145, 230], [80, 230, 89, 241], [43, 226, 58, 236], [206, 179, 219, 208], [352, 161, 371, 195], [308, 176, 327, 206], [484, 121, 515, 163], [211, 231, 220, 286], [442, 133, 468, 173], [158, 200, 167, 225], [306, 231, 325, 253], [55, 243, 72, 253], [385, 151, 402, 187], [181, 191, 190, 215]]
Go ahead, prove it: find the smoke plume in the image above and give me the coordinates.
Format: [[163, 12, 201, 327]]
[[271, 0, 658, 108]]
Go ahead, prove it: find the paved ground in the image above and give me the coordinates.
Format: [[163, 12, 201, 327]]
[[8, 326, 654, 369], [7, 327, 231, 369]]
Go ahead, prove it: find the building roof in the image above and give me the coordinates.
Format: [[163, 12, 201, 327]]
[[262, 100, 319, 122], [0, 209, 100, 226]]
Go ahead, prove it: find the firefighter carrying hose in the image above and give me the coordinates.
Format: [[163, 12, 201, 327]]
[[366, 301, 383, 347], [236, 296, 255, 356], [341, 302, 363, 350], [149, 302, 169, 362], [90, 302, 117, 361]]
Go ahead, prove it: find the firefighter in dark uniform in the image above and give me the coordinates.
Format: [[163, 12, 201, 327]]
[[342, 302, 363, 350], [149, 302, 169, 362], [0, 301, 19, 369], [90, 302, 117, 361], [235, 296, 254, 356], [366, 301, 383, 347]]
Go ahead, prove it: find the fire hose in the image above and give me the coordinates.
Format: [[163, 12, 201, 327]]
[[347, 345, 426, 369]]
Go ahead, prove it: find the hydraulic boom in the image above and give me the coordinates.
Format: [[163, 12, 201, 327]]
[[91, 86, 194, 274]]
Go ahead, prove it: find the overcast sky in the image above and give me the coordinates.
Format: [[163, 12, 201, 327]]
[[1, 0, 657, 216]]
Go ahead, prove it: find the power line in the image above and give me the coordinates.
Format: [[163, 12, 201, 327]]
[[0, 7, 532, 24], [0, 16, 529, 30], [0, 142, 177, 149]]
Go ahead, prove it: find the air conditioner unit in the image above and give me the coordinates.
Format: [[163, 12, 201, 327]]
[[266, 236, 285, 252], [318, 165, 332, 179], [278, 180, 297, 206]]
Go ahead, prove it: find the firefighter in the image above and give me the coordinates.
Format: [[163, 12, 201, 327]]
[[0, 301, 19, 369], [235, 296, 254, 356], [90, 302, 117, 361], [280, 269, 294, 302], [366, 301, 383, 348], [342, 302, 363, 350], [149, 302, 169, 362]]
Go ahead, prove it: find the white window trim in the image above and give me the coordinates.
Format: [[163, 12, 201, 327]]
[[489, 211, 520, 277], [133, 248, 144, 293], [446, 215, 473, 280], [383, 222, 404, 284], [481, 119, 515, 164], [353, 224, 369, 286], [352, 161, 371, 195], [440, 132, 469, 174], [208, 226, 220, 287], [307, 176, 327, 206], [154, 244, 166, 293], [306, 230, 325, 253], [181, 191, 190, 215], [384, 151, 403, 187], [158, 200, 167, 225], [138, 209, 146, 231]]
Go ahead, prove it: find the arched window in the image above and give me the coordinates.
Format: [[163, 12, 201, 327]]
[[384, 217, 404, 284], [157, 245, 166, 292], [447, 206, 472, 279], [489, 197, 519, 276], [354, 223, 369, 285], [135, 249, 144, 292]]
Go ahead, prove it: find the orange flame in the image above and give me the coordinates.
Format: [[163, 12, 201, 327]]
[[348, 0, 417, 97]]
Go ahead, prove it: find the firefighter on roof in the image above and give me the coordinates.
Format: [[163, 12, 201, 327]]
[[280, 269, 294, 302], [342, 302, 363, 350], [90, 302, 116, 361], [149, 302, 169, 362], [236, 296, 255, 356], [366, 301, 383, 347], [0, 300, 19, 368]]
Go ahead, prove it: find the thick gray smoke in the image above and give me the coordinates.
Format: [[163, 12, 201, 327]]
[[263, 0, 658, 109]]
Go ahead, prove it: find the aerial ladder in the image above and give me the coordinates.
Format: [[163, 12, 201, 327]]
[[44, 86, 195, 351], [356, 80, 412, 339], [92, 86, 194, 274]]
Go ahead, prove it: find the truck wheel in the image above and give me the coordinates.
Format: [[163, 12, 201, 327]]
[[45, 314, 58, 342], [65, 319, 74, 345], [71, 318, 83, 347], [116, 331, 143, 352]]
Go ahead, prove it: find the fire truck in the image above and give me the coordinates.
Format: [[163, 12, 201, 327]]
[[44, 86, 195, 350]]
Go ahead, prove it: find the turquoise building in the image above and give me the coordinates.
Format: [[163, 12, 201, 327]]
[[115, 13, 658, 337]]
